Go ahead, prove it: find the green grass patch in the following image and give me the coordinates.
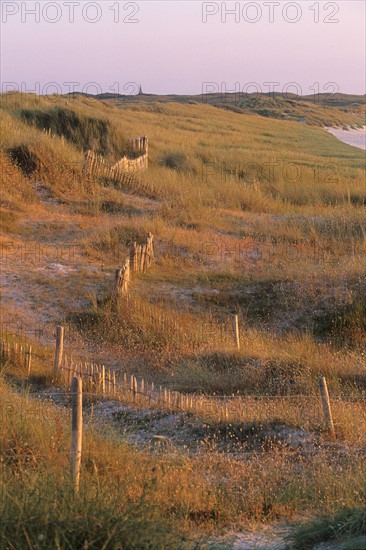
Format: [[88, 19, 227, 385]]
[[286, 508, 366, 549]]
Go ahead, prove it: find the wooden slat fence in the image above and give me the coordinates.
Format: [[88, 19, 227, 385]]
[[57, 353, 341, 434], [0, 336, 32, 374], [123, 294, 237, 350], [111, 233, 240, 349], [113, 232, 154, 299], [83, 136, 148, 183], [0, 332, 341, 437]]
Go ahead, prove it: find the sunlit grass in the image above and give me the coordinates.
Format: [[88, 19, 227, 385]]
[[0, 91, 365, 546]]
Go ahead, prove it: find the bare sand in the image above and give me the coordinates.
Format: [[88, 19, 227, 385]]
[[325, 126, 366, 150]]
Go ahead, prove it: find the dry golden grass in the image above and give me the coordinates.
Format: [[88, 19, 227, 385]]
[[0, 374, 365, 548], [0, 92, 365, 546]]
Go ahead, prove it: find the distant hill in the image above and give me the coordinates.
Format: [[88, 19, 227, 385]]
[[67, 91, 366, 128]]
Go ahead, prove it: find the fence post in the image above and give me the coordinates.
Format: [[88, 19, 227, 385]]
[[70, 377, 83, 494], [114, 268, 122, 298], [26, 345, 32, 377], [133, 376, 138, 402], [107, 370, 111, 395], [53, 325, 64, 374], [101, 365, 105, 395], [318, 376, 336, 438], [232, 314, 240, 350]]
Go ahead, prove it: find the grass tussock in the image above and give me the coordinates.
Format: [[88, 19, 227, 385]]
[[159, 150, 196, 173], [287, 508, 366, 549], [0, 149, 37, 211]]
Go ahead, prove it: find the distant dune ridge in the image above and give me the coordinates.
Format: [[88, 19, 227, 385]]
[[68, 90, 366, 128]]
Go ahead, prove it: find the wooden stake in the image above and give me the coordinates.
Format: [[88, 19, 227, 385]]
[[70, 377, 83, 494], [26, 345, 32, 377], [54, 325, 64, 374], [101, 365, 105, 395], [133, 376, 138, 401], [114, 268, 122, 298], [67, 357, 73, 387], [319, 376, 336, 438], [107, 370, 111, 395], [232, 314, 240, 350]]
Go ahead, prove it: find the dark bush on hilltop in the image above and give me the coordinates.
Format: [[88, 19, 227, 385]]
[[159, 150, 196, 173], [20, 107, 131, 160]]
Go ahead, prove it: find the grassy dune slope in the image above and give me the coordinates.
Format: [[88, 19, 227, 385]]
[[0, 92, 365, 548]]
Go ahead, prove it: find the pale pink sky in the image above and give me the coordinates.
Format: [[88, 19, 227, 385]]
[[1, 1, 365, 95]]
